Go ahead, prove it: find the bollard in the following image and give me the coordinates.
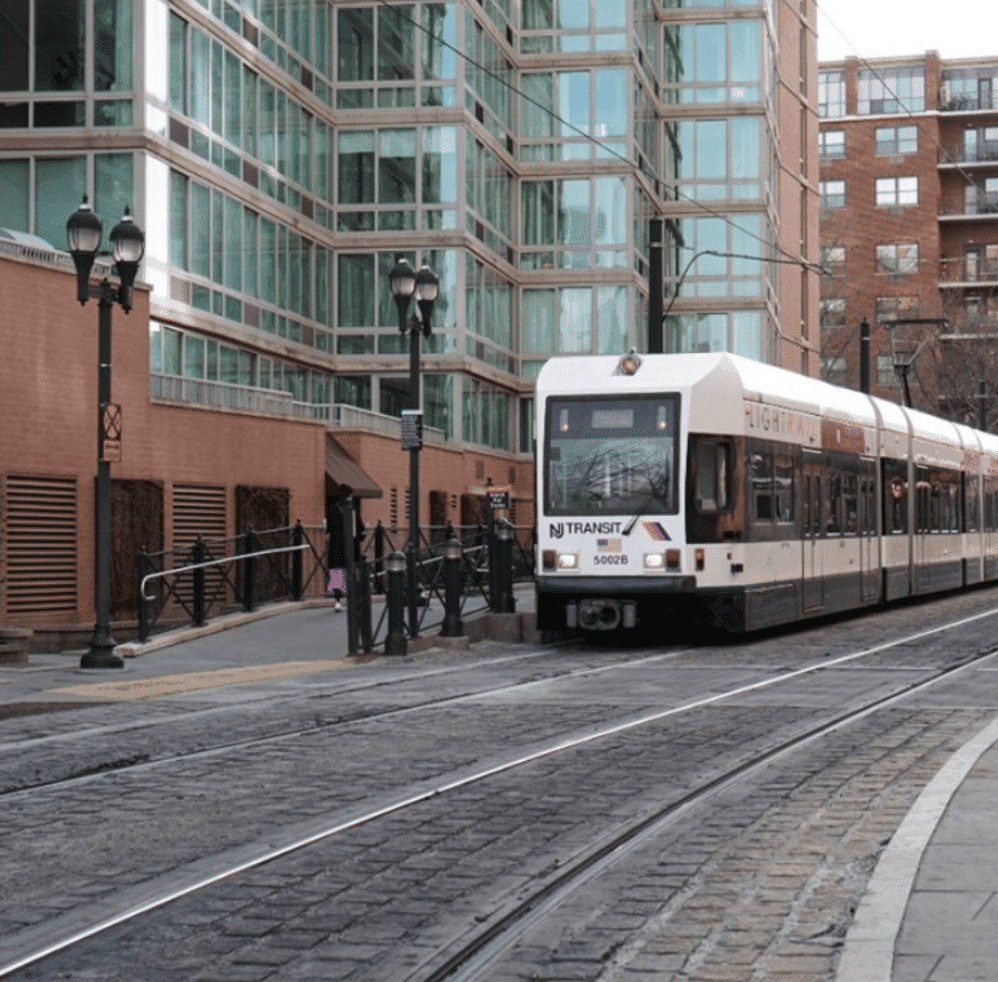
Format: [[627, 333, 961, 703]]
[[492, 518, 515, 614], [441, 538, 464, 637], [193, 537, 206, 626], [243, 528, 256, 612], [356, 557, 373, 652], [291, 520, 303, 601], [373, 521, 385, 593], [137, 547, 149, 643], [385, 550, 407, 657]]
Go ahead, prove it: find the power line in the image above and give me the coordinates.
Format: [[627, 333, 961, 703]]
[[371, 0, 814, 274]]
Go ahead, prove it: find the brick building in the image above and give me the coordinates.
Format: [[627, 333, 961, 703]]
[[0, 240, 523, 645], [818, 52, 998, 423], [1, 0, 820, 641]]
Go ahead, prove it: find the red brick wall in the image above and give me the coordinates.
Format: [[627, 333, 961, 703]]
[[0, 252, 326, 629]]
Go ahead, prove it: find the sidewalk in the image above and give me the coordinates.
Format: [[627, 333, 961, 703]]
[[0, 586, 537, 711], [836, 715, 998, 982]]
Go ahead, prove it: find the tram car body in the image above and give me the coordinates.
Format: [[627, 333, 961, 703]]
[[534, 351, 998, 633]]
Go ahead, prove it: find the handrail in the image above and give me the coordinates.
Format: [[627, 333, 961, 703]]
[[140, 543, 309, 601]]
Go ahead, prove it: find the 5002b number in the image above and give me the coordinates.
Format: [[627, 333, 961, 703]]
[[593, 555, 628, 565]]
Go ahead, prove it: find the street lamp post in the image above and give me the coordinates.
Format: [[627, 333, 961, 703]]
[[387, 255, 439, 638], [67, 197, 145, 670]]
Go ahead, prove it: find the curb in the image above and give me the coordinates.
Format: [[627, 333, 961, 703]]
[[114, 602, 540, 660], [835, 712, 998, 982]]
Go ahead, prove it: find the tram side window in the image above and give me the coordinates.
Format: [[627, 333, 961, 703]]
[[747, 443, 796, 539], [986, 478, 998, 530], [843, 473, 858, 534], [882, 459, 907, 534], [966, 475, 980, 533], [751, 451, 774, 521], [916, 466, 962, 532], [827, 472, 842, 534], [694, 438, 732, 513], [774, 455, 795, 524]]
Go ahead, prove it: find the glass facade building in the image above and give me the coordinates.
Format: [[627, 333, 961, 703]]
[[0, 0, 818, 458]]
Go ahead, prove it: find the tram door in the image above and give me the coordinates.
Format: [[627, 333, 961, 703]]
[[802, 453, 824, 610], [859, 466, 879, 601]]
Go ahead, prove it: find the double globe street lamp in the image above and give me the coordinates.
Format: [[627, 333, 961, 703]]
[[66, 197, 145, 669], [387, 256, 439, 637]]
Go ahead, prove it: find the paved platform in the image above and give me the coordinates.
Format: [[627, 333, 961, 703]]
[[836, 715, 998, 982]]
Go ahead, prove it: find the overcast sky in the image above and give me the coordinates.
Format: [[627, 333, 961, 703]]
[[817, 0, 995, 63]]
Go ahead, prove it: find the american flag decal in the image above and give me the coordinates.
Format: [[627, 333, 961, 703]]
[[597, 538, 622, 552], [642, 521, 670, 542]]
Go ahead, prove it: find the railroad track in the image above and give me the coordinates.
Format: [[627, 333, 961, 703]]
[[2, 603, 998, 980], [0, 647, 692, 797]]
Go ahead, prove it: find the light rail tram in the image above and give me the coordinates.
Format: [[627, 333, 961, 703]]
[[534, 351, 998, 633]]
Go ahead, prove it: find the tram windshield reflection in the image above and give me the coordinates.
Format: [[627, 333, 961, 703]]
[[544, 395, 679, 516]]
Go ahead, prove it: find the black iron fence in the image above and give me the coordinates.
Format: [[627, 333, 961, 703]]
[[135, 520, 536, 650], [136, 523, 327, 642]]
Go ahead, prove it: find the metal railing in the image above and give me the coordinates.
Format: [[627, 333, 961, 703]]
[[136, 523, 328, 642], [135, 521, 536, 650], [150, 375, 449, 444]]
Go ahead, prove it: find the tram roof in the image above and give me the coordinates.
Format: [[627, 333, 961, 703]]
[[537, 353, 878, 427]]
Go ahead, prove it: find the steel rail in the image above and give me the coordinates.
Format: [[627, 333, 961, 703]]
[[419, 645, 998, 982], [3, 604, 998, 979], [0, 648, 686, 798]]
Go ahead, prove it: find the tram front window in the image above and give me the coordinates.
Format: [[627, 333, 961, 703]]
[[545, 396, 679, 516]]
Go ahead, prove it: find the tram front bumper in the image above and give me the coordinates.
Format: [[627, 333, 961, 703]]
[[535, 575, 697, 594]]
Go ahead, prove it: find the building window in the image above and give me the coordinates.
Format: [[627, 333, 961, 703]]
[[665, 311, 763, 360], [820, 179, 845, 209], [335, 4, 457, 111], [520, 0, 627, 54], [965, 177, 998, 214], [822, 356, 846, 385], [857, 67, 925, 114], [875, 176, 918, 207], [675, 116, 763, 202], [877, 354, 901, 386], [520, 175, 628, 270], [962, 126, 998, 162], [820, 298, 846, 331], [875, 125, 918, 155], [662, 20, 762, 106], [819, 129, 845, 160], [877, 296, 919, 322], [818, 70, 845, 118], [520, 67, 628, 162], [821, 245, 846, 275], [876, 243, 919, 276]]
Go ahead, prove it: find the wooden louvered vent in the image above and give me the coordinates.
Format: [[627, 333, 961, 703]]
[[172, 484, 227, 553], [170, 485, 228, 610], [5, 476, 78, 616]]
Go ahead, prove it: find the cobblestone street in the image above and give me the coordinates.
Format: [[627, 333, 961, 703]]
[[3, 590, 998, 981]]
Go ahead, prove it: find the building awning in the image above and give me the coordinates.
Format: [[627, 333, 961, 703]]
[[325, 435, 383, 499]]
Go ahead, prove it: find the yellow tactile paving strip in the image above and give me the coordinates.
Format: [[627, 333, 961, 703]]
[[49, 658, 352, 701]]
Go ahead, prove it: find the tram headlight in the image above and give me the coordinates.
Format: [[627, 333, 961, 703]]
[[557, 553, 579, 570], [643, 553, 665, 569]]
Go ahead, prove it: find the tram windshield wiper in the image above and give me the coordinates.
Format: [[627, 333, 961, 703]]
[[622, 493, 654, 536]]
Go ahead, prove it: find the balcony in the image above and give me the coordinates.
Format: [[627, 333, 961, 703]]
[[939, 145, 998, 166], [939, 91, 998, 113], [150, 374, 447, 443], [938, 193, 998, 219], [938, 256, 998, 287]]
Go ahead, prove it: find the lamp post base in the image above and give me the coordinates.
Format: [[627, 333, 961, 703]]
[[81, 631, 124, 669]]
